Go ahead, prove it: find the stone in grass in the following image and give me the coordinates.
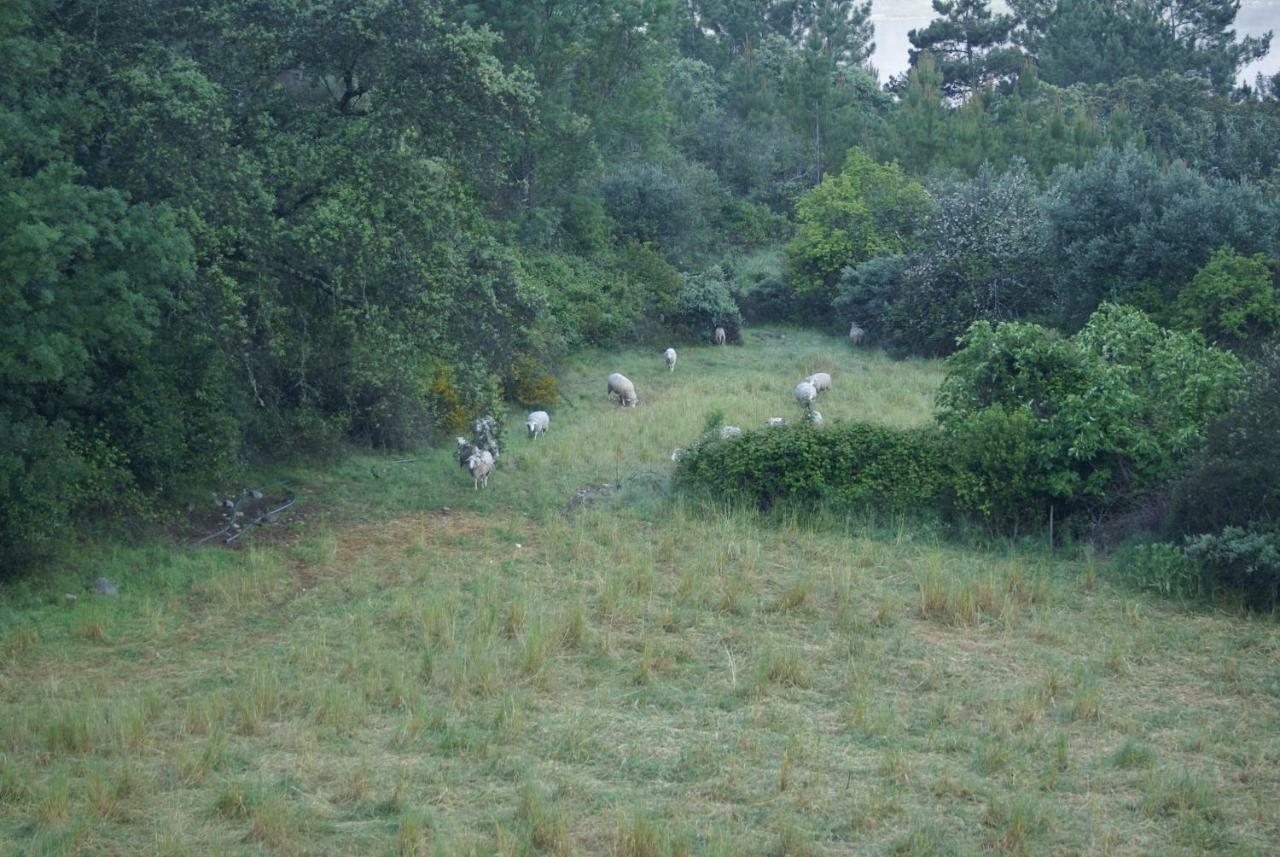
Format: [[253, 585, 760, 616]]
[[90, 577, 119, 596]]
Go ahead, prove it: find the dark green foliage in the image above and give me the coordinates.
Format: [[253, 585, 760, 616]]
[[1169, 348, 1280, 537], [1183, 526, 1280, 610], [673, 268, 745, 344], [906, 1, 1023, 99], [1011, 0, 1271, 94], [1044, 146, 1279, 329], [1158, 348, 1280, 609], [674, 423, 949, 514], [837, 162, 1051, 356], [833, 255, 909, 348]]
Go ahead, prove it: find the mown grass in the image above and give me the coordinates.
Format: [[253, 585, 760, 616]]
[[2, 328, 1279, 855]]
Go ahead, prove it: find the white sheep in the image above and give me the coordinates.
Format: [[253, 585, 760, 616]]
[[467, 449, 494, 489], [804, 409, 823, 425], [607, 372, 638, 407], [806, 372, 832, 394], [794, 381, 818, 408], [766, 417, 786, 427], [714, 327, 726, 345], [664, 348, 677, 371], [849, 322, 865, 345], [719, 425, 742, 439], [525, 410, 550, 439], [456, 437, 495, 489], [670, 448, 684, 462]]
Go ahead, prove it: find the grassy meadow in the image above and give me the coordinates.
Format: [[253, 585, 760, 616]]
[[2, 329, 1278, 856]]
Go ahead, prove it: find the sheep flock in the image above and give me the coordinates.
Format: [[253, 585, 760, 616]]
[[456, 327, 858, 488]]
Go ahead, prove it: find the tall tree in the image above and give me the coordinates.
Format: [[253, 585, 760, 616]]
[[1011, 0, 1271, 93], [907, 0, 1023, 100]]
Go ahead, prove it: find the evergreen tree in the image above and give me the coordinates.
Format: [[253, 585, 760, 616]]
[[907, 0, 1024, 100]]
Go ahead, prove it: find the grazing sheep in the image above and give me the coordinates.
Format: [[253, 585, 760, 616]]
[[714, 327, 726, 345], [719, 425, 742, 439], [467, 449, 494, 489], [766, 417, 786, 427], [806, 372, 832, 394], [804, 409, 823, 425], [849, 322, 865, 345], [525, 410, 550, 439], [664, 348, 677, 371], [456, 437, 495, 488], [794, 381, 818, 408], [670, 448, 685, 463], [607, 372, 639, 407]]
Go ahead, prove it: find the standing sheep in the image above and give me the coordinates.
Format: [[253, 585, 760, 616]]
[[607, 372, 639, 407], [794, 381, 818, 408], [806, 372, 832, 394], [849, 322, 865, 345], [714, 327, 726, 345], [467, 449, 494, 489], [664, 348, 677, 372], [525, 410, 550, 439], [456, 438, 495, 489]]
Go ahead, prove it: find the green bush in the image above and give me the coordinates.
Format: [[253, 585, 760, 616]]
[[939, 306, 1243, 520], [674, 422, 949, 515], [1175, 247, 1280, 351], [946, 406, 1055, 533], [1183, 526, 1280, 611], [672, 267, 744, 344], [1162, 348, 1280, 609]]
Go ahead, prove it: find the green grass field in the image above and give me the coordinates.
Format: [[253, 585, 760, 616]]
[[2, 329, 1278, 855]]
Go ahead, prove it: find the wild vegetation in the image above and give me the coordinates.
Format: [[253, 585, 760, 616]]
[[4, 332, 1280, 855], [4, 0, 1280, 850]]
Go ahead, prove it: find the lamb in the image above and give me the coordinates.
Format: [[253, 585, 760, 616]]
[[849, 322, 865, 345], [794, 380, 818, 408], [719, 425, 742, 439], [664, 347, 677, 371], [525, 410, 550, 439], [804, 409, 823, 426], [714, 327, 726, 345], [806, 372, 832, 394], [766, 417, 786, 427], [607, 372, 639, 407]]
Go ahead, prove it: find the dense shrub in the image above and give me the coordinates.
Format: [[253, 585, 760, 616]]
[[1183, 526, 1280, 610], [672, 267, 744, 344], [785, 148, 932, 322], [674, 422, 949, 514], [1175, 247, 1280, 351], [834, 163, 1051, 355], [1043, 146, 1279, 329], [832, 255, 908, 350], [939, 305, 1242, 521], [1168, 348, 1280, 536]]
